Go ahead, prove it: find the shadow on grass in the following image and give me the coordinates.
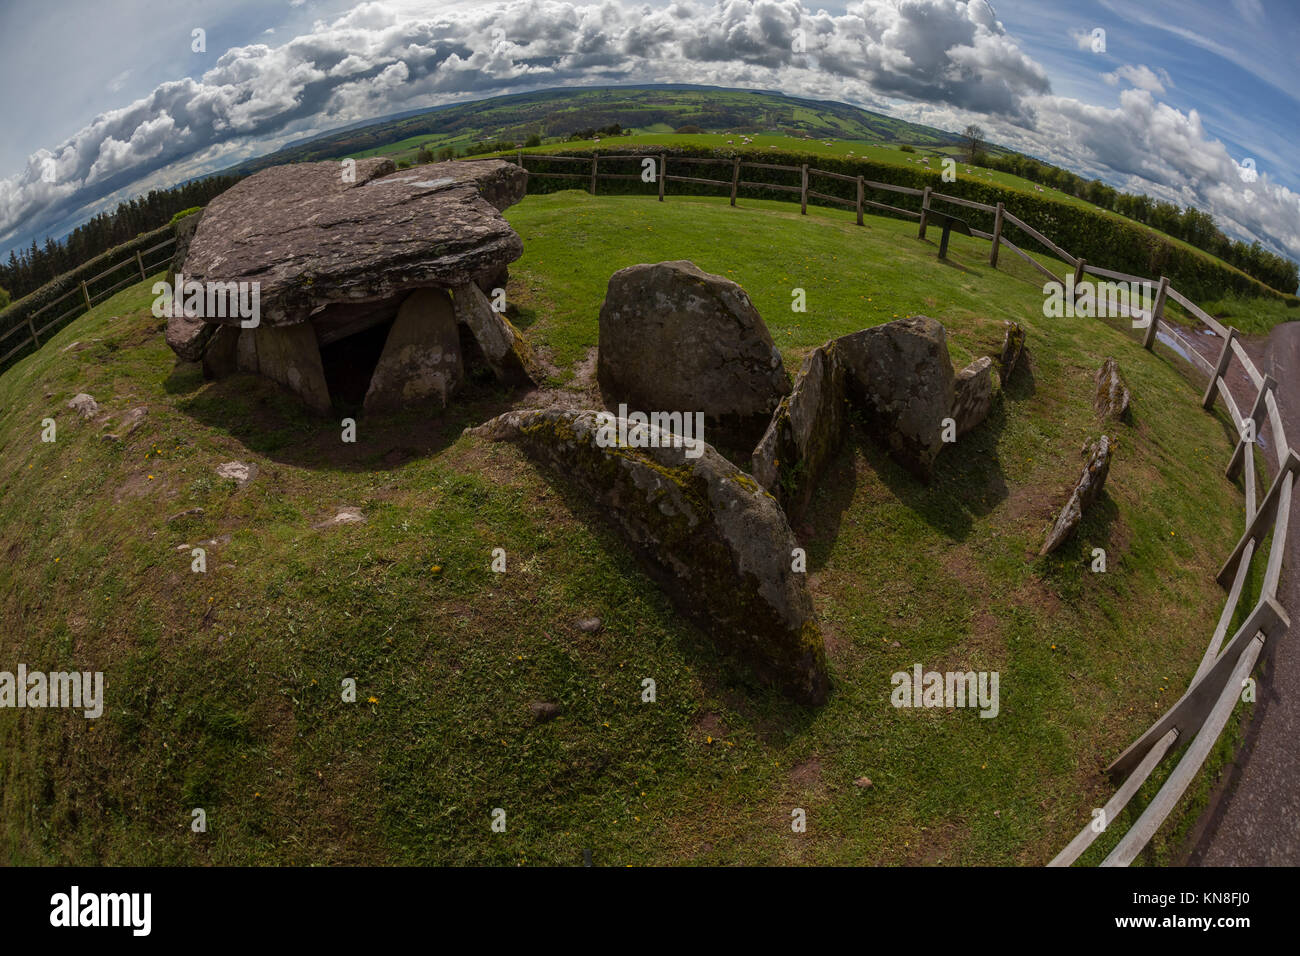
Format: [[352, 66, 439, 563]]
[[174, 367, 527, 472], [803, 393, 1013, 568]]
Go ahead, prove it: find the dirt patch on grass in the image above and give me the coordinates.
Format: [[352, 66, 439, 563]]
[[789, 756, 824, 791], [902, 819, 971, 865]]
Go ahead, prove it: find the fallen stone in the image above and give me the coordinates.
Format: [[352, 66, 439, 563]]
[[597, 260, 790, 446], [837, 316, 955, 482], [166, 508, 205, 524], [952, 356, 995, 437], [252, 323, 332, 414], [1094, 357, 1131, 421], [1040, 436, 1111, 556], [468, 408, 829, 704], [575, 617, 603, 634], [215, 461, 258, 488], [751, 340, 846, 518], [119, 406, 148, 435], [314, 507, 365, 529], [363, 288, 463, 413], [67, 393, 98, 419], [999, 321, 1026, 380], [854, 776, 873, 788], [529, 701, 563, 723], [450, 282, 542, 389]]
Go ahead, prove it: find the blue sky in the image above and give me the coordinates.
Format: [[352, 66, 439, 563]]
[[1, 0, 1296, 267]]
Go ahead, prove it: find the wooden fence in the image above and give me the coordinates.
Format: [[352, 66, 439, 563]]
[[0, 234, 176, 368], [521, 150, 1294, 866]]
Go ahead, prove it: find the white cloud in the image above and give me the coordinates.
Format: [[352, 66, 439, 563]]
[[0, 0, 1294, 269], [1102, 63, 1172, 95]]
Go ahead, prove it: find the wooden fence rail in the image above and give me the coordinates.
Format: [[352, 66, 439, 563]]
[[0, 236, 175, 367]]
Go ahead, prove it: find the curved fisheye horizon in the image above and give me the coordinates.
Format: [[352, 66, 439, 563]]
[[0, 0, 1296, 933], [1, 0, 1297, 282]]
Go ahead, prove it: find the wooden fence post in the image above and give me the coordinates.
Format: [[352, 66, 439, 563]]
[[658, 154, 666, 202], [730, 158, 740, 207], [1071, 258, 1087, 302], [135, 250, 147, 280], [1144, 275, 1168, 351], [989, 201, 1004, 267], [590, 153, 598, 195], [1227, 374, 1277, 480], [918, 186, 932, 239], [1202, 326, 1239, 409], [856, 175, 864, 226], [80, 280, 92, 311], [800, 164, 808, 215], [27, 317, 39, 348], [517, 149, 523, 168]]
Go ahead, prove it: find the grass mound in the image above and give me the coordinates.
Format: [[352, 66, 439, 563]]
[[0, 192, 1257, 864]]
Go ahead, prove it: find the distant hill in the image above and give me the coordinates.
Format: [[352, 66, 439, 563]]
[[230, 85, 972, 173]]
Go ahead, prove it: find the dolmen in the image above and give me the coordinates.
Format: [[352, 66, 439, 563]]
[[163, 157, 542, 413]]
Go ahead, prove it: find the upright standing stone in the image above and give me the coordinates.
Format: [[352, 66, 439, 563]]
[[253, 323, 331, 414], [1040, 436, 1112, 556], [999, 321, 1026, 380], [951, 356, 995, 437], [451, 282, 543, 389], [597, 260, 790, 446], [364, 288, 464, 412], [751, 341, 846, 518], [1094, 357, 1131, 421], [836, 316, 955, 482]]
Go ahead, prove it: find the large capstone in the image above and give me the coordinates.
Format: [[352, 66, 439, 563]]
[[837, 315, 955, 482], [597, 260, 790, 446], [180, 158, 527, 328], [468, 408, 830, 705], [170, 157, 536, 412], [163, 210, 211, 361], [751, 341, 846, 519]]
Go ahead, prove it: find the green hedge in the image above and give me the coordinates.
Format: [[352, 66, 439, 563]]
[[517, 146, 1296, 305]]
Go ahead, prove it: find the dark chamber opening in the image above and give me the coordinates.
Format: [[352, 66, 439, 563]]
[[319, 318, 394, 411]]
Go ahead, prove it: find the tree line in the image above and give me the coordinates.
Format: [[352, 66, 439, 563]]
[[0, 173, 243, 304], [986, 149, 1297, 293]]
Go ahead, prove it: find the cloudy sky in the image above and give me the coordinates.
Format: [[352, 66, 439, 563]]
[[1, 0, 1296, 270]]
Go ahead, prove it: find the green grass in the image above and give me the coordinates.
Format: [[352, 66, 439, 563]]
[[0, 192, 1256, 865]]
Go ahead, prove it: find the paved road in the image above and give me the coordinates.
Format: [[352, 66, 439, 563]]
[[1189, 322, 1300, 865]]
